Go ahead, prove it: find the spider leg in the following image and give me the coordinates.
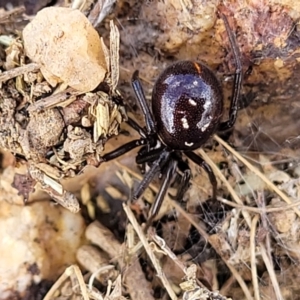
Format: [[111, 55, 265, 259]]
[[136, 146, 165, 165], [137, 146, 148, 174], [132, 70, 156, 135], [145, 158, 178, 231], [102, 114, 158, 162], [102, 69, 159, 163], [132, 149, 170, 201], [127, 117, 147, 138], [218, 14, 243, 131], [102, 138, 148, 162], [136, 137, 163, 174], [185, 151, 217, 200], [175, 157, 191, 201]]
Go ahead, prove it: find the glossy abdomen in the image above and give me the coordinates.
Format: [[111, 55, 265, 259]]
[[152, 61, 223, 150]]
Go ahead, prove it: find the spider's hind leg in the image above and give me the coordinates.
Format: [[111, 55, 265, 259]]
[[145, 158, 178, 231], [173, 155, 191, 202]]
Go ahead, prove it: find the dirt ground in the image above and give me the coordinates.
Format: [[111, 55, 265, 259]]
[[1, 0, 300, 300]]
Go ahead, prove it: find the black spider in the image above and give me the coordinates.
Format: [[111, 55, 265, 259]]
[[102, 14, 242, 229]]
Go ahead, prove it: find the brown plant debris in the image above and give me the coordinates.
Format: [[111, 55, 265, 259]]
[[2, 1, 300, 300], [0, 7, 125, 210]]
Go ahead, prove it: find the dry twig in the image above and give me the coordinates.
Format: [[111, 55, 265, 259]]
[[250, 214, 260, 300], [0, 63, 39, 82], [123, 204, 177, 300]]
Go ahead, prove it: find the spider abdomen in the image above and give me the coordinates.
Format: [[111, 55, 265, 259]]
[[152, 61, 223, 150]]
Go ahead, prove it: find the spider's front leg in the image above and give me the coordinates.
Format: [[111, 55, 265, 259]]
[[131, 70, 156, 135], [101, 118, 153, 163], [218, 13, 242, 131], [101, 138, 148, 162]]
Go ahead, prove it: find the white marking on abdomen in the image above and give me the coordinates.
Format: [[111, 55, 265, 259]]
[[181, 117, 189, 129], [188, 99, 197, 106]]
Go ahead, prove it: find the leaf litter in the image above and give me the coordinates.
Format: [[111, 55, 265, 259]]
[[0, 7, 125, 212], [2, 1, 300, 300]]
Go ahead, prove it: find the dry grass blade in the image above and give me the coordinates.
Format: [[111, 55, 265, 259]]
[[44, 265, 89, 300], [110, 20, 120, 92], [250, 214, 260, 300], [149, 229, 187, 274], [214, 134, 300, 218], [123, 203, 178, 300], [260, 245, 283, 300], [219, 198, 300, 213]]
